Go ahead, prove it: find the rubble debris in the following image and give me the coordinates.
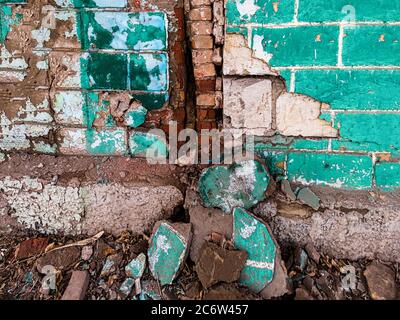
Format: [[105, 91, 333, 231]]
[[100, 253, 123, 277], [233, 208, 277, 292], [195, 242, 247, 289], [119, 278, 135, 297], [281, 180, 297, 201], [295, 287, 314, 300], [15, 237, 49, 260], [61, 271, 90, 300], [189, 205, 233, 263], [296, 188, 320, 210], [364, 261, 397, 300], [305, 243, 321, 263], [294, 247, 308, 272], [137, 280, 162, 300], [81, 246, 93, 261], [203, 283, 253, 300], [36, 246, 81, 272], [125, 253, 146, 279], [341, 265, 357, 292], [182, 281, 202, 300], [198, 160, 271, 213], [148, 222, 192, 286], [260, 256, 291, 299]]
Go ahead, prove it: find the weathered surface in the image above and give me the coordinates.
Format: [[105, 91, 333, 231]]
[[148, 222, 192, 286], [36, 247, 81, 272], [188, 204, 233, 263], [233, 208, 278, 293], [267, 186, 400, 262], [364, 261, 397, 300], [297, 187, 321, 211], [15, 237, 48, 260], [198, 160, 271, 213], [61, 271, 90, 300], [0, 176, 183, 236], [195, 242, 247, 288], [125, 253, 146, 279]]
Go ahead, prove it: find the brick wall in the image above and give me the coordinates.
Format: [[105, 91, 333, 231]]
[[0, 0, 186, 157], [224, 0, 400, 191]]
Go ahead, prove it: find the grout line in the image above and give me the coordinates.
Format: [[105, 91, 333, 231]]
[[289, 70, 296, 93], [338, 24, 344, 67]]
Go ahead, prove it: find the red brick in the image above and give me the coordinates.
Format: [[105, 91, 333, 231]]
[[189, 7, 213, 21], [61, 271, 90, 300], [192, 49, 213, 65], [190, 21, 213, 35], [192, 35, 214, 49], [196, 78, 216, 92], [197, 93, 216, 106], [194, 63, 216, 78]]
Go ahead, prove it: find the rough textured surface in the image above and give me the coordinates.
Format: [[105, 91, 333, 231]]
[[195, 242, 247, 288], [188, 204, 233, 263], [266, 186, 400, 262], [61, 271, 90, 300], [364, 261, 397, 300]]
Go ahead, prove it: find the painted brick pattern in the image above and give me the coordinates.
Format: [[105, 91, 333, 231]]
[[225, 0, 400, 191], [0, 0, 186, 157]]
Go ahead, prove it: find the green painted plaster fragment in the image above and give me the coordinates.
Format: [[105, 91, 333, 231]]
[[81, 11, 167, 51], [129, 131, 168, 159], [119, 278, 134, 296], [125, 253, 146, 279], [124, 105, 147, 128], [198, 160, 271, 213], [148, 222, 191, 286], [84, 92, 115, 128], [287, 152, 373, 190], [233, 208, 276, 293]]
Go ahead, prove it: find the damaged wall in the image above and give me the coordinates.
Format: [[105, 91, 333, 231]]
[[0, 0, 186, 157], [224, 0, 400, 191]]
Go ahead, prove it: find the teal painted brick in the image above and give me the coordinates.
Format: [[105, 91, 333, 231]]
[[294, 70, 400, 110], [290, 139, 329, 151], [298, 0, 400, 23], [343, 26, 400, 66], [331, 140, 400, 156], [287, 152, 373, 189], [80, 11, 167, 51], [251, 26, 339, 67], [226, 0, 294, 25], [335, 113, 400, 151], [130, 54, 168, 91], [81, 53, 128, 90], [375, 162, 400, 191]]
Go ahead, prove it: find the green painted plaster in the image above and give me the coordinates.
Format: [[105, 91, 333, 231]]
[[129, 132, 168, 159]]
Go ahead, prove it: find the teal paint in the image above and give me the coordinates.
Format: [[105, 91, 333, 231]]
[[125, 253, 146, 279], [148, 223, 189, 286], [198, 160, 271, 213], [130, 53, 168, 91], [85, 128, 127, 155], [233, 208, 276, 293], [375, 162, 400, 191], [287, 152, 373, 190], [251, 26, 339, 67], [129, 132, 168, 159], [119, 278, 135, 296], [0, 5, 22, 43], [124, 105, 147, 128], [131, 93, 169, 111]]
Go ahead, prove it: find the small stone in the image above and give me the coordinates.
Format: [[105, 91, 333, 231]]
[[100, 253, 123, 277], [36, 247, 81, 273], [125, 253, 146, 279], [195, 243, 247, 288], [61, 271, 90, 300], [139, 280, 162, 300], [281, 180, 296, 201], [294, 247, 308, 272], [296, 188, 320, 210], [189, 205, 233, 263], [81, 246, 93, 261], [203, 284, 249, 300], [364, 261, 397, 300], [295, 287, 314, 300], [119, 278, 135, 297], [198, 160, 271, 213], [15, 237, 49, 260], [304, 243, 321, 263], [148, 221, 192, 286]]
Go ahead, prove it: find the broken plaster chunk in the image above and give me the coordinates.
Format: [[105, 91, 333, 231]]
[[296, 187, 321, 211], [233, 208, 277, 293], [276, 93, 338, 137], [148, 222, 192, 286], [281, 180, 297, 201], [195, 242, 248, 289], [119, 278, 135, 297], [125, 253, 146, 279], [223, 33, 277, 76], [223, 77, 273, 136], [198, 160, 271, 213], [123, 104, 148, 128]]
